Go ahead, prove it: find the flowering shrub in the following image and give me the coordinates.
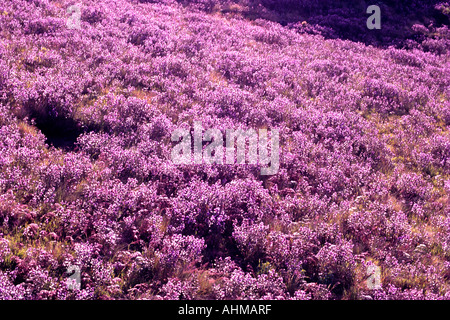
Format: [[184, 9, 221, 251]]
[[0, 0, 449, 300]]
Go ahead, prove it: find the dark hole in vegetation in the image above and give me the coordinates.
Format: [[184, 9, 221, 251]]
[[33, 114, 85, 151]]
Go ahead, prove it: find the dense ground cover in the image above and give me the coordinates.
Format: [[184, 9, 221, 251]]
[[0, 0, 450, 299]]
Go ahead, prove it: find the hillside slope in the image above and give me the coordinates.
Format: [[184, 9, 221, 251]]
[[0, 0, 450, 299]]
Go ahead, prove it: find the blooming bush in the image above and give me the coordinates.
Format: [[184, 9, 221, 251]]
[[0, 0, 449, 300]]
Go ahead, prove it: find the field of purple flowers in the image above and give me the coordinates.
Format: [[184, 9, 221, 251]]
[[0, 0, 450, 300]]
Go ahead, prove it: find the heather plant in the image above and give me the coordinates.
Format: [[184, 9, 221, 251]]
[[315, 240, 357, 296], [209, 257, 288, 299], [0, 0, 449, 300]]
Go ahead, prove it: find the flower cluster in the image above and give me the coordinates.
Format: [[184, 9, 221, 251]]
[[0, 0, 449, 300]]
